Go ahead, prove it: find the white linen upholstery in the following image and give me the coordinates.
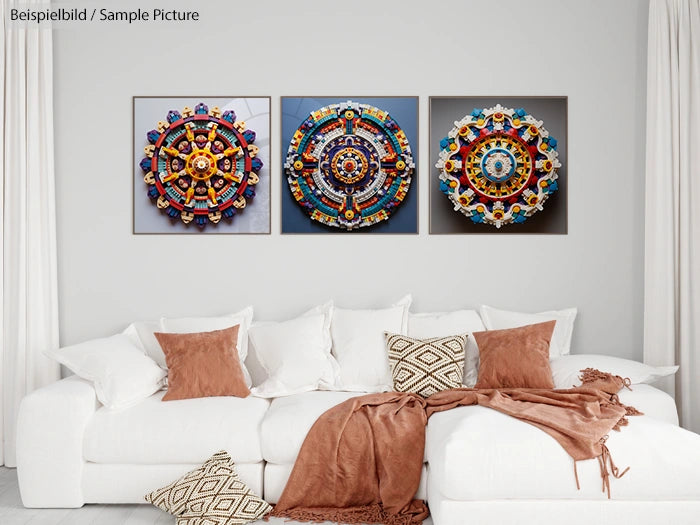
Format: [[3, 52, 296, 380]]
[[425, 405, 700, 501], [16, 377, 98, 508], [83, 390, 269, 464], [81, 462, 264, 504], [260, 390, 364, 464], [264, 462, 428, 504], [615, 384, 679, 426], [427, 495, 700, 525]]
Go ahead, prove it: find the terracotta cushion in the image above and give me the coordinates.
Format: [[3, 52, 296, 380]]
[[154, 325, 250, 401], [473, 320, 556, 389]]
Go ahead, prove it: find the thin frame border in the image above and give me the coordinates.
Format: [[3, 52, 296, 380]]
[[428, 95, 569, 235], [132, 95, 273, 236], [279, 95, 420, 236]]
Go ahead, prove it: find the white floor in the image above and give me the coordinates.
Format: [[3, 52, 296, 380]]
[[0, 467, 432, 525]]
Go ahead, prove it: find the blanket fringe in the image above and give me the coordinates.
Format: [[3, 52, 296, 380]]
[[269, 502, 427, 525], [579, 368, 633, 391], [608, 393, 644, 431], [597, 437, 630, 499]]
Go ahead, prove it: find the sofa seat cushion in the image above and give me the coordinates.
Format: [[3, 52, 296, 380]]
[[263, 462, 428, 504], [426, 405, 700, 501], [83, 390, 269, 464], [82, 462, 264, 504], [260, 391, 366, 464]]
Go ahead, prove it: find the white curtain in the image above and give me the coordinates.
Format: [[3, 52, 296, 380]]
[[1, 0, 61, 467], [644, 0, 700, 433]]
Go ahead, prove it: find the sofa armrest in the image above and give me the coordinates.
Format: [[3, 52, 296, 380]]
[[16, 375, 99, 508]]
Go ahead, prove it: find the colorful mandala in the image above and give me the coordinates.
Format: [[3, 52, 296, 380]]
[[436, 104, 560, 228], [140, 102, 263, 228], [284, 101, 414, 230]]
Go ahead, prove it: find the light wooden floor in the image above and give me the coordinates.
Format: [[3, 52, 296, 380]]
[[0, 467, 433, 525]]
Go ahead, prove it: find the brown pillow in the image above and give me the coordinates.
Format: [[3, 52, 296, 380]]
[[154, 325, 250, 401], [473, 320, 556, 389]]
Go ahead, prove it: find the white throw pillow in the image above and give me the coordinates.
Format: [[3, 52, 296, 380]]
[[249, 302, 338, 398], [550, 354, 679, 389], [45, 334, 166, 410], [159, 306, 254, 387], [331, 295, 412, 392], [479, 305, 577, 358], [408, 310, 485, 388], [123, 320, 162, 365]]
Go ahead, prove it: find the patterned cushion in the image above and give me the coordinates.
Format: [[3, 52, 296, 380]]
[[145, 451, 271, 524], [385, 333, 467, 397]]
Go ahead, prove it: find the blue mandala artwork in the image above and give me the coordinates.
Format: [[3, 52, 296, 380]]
[[284, 101, 415, 230]]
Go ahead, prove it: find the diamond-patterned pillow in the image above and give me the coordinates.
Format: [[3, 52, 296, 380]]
[[385, 332, 467, 397], [145, 451, 271, 525]]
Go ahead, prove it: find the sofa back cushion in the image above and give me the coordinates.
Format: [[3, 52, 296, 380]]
[[480, 305, 576, 357], [330, 295, 411, 392], [249, 303, 338, 398]]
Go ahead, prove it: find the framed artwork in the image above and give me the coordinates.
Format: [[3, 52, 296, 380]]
[[429, 96, 567, 234], [281, 96, 418, 234], [133, 96, 271, 234]]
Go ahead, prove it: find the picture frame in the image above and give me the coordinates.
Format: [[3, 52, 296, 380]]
[[133, 96, 271, 235], [429, 96, 568, 235], [280, 96, 419, 235]]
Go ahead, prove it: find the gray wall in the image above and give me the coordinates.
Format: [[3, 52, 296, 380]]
[[53, 0, 649, 360]]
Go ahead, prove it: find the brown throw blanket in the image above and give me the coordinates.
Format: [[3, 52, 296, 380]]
[[271, 372, 640, 525]]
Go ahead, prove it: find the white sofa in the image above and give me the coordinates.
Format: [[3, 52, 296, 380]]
[[15, 302, 700, 525], [16, 374, 700, 524]]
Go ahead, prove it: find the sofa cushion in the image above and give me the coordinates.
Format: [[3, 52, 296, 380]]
[[260, 391, 365, 464], [408, 310, 485, 387], [83, 391, 269, 464], [82, 463, 264, 504], [385, 332, 467, 397], [263, 462, 428, 504], [473, 321, 556, 389], [154, 326, 250, 401], [425, 404, 700, 501], [249, 303, 338, 398], [330, 295, 411, 392]]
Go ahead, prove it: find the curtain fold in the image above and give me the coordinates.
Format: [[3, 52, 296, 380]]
[[644, 0, 700, 433], [1, 0, 61, 467]]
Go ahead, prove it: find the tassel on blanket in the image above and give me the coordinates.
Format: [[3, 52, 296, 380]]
[[597, 436, 630, 499], [573, 436, 632, 499], [579, 368, 632, 394], [608, 393, 644, 431]]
